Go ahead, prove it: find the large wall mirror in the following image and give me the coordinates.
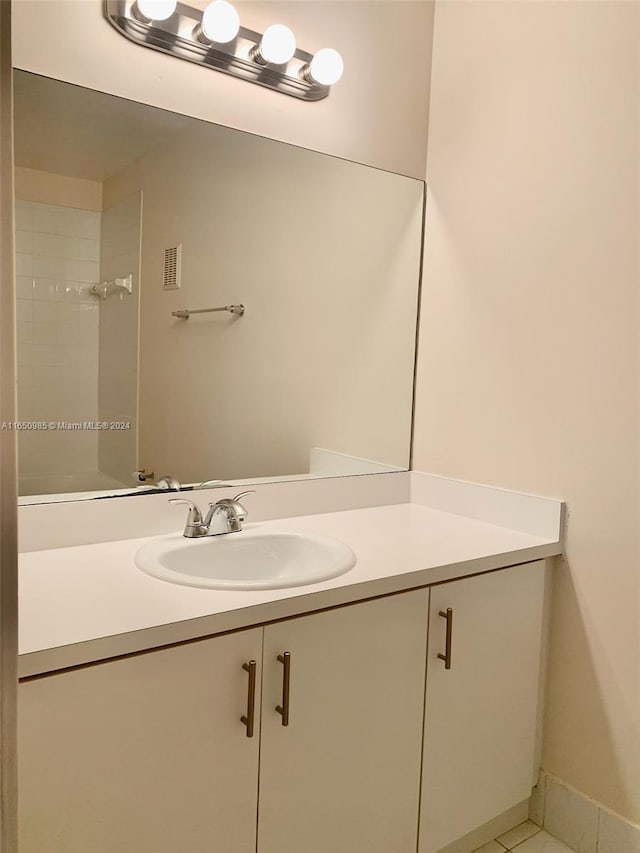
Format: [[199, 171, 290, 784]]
[[13, 71, 424, 503]]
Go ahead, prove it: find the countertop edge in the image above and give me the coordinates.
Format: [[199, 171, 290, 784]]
[[19, 539, 560, 679]]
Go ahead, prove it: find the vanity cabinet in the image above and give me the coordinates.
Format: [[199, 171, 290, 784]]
[[18, 628, 264, 853], [419, 561, 546, 853], [18, 590, 429, 853], [258, 590, 430, 853], [19, 563, 547, 853]]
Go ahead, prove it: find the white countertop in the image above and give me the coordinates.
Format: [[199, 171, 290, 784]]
[[19, 502, 561, 678]]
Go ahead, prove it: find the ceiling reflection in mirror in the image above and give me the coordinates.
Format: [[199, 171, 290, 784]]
[[13, 71, 424, 503]]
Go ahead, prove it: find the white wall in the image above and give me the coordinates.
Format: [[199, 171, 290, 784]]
[[414, 0, 640, 825], [103, 124, 423, 484], [12, 0, 434, 179]]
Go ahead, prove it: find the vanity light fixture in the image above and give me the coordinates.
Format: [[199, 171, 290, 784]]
[[197, 0, 240, 45], [251, 25, 297, 66], [304, 48, 344, 86], [104, 0, 344, 101], [132, 0, 176, 22]]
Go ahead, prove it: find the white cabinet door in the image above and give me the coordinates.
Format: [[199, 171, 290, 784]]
[[419, 561, 547, 853], [19, 629, 263, 853], [258, 590, 430, 853]]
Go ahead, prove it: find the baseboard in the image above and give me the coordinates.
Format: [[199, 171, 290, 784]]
[[530, 770, 640, 853], [436, 801, 529, 853]]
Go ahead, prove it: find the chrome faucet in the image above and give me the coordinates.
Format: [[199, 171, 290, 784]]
[[156, 475, 181, 491], [169, 491, 255, 538]]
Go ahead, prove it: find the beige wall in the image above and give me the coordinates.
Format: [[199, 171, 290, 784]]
[[12, 0, 434, 179], [14, 167, 102, 211], [414, 0, 640, 825], [104, 124, 423, 484]]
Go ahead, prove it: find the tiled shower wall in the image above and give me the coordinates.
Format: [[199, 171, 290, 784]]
[[16, 201, 101, 480]]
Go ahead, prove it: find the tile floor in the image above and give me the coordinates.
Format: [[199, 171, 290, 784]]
[[473, 821, 575, 853]]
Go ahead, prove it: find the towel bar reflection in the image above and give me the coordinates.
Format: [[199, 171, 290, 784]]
[[172, 305, 245, 319]]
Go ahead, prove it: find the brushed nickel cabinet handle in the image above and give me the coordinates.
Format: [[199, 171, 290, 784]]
[[437, 608, 453, 670], [275, 652, 291, 726], [241, 660, 257, 737]]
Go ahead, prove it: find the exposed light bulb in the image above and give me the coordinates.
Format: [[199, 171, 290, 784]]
[[307, 48, 344, 86], [134, 0, 177, 21], [257, 24, 296, 65], [200, 1, 240, 44]]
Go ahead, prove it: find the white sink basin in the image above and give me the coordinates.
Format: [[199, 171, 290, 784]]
[[134, 528, 357, 590]]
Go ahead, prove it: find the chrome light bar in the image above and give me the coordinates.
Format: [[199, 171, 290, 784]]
[[104, 0, 343, 101]]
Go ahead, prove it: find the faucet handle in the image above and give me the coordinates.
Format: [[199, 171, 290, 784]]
[[168, 498, 204, 526], [225, 491, 255, 521], [209, 491, 255, 513]]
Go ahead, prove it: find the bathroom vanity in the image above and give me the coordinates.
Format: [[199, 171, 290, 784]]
[[12, 63, 563, 853], [17, 488, 562, 853]]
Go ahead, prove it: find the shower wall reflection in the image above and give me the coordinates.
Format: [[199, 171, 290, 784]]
[[15, 189, 141, 496]]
